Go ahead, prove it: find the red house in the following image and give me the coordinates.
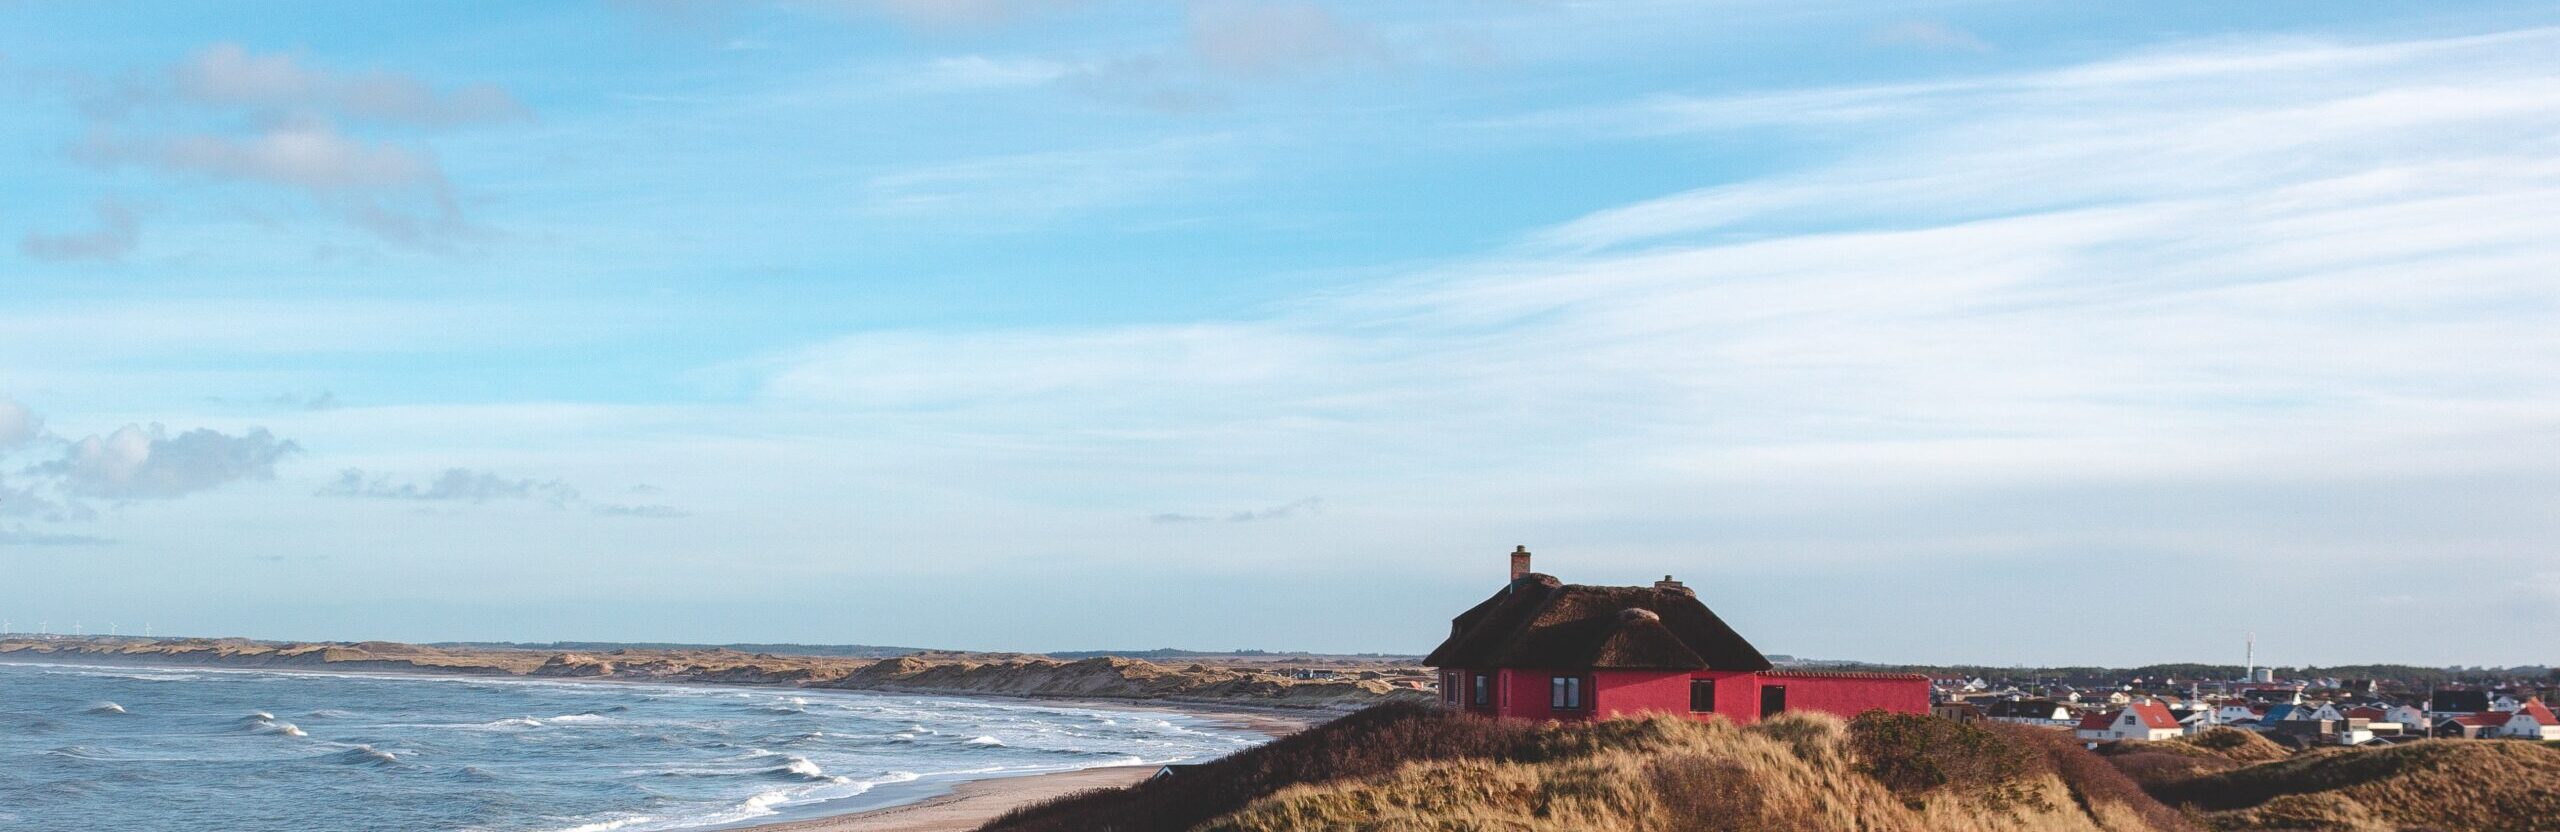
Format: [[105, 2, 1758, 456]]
[[1425, 547, 1926, 723]]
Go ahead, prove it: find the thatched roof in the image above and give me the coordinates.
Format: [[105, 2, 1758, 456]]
[[1423, 574, 1771, 671]]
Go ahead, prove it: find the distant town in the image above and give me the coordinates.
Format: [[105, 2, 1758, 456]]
[[1918, 661, 2560, 746]]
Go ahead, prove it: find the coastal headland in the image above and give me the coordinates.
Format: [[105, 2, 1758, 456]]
[[0, 635, 1429, 712]]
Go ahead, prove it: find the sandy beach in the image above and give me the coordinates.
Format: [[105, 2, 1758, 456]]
[[735, 765, 1155, 832], [732, 702, 1313, 832]]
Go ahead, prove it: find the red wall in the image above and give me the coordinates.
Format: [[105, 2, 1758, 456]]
[[1439, 667, 1925, 725], [1592, 669, 1689, 719], [1758, 673, 1928, 719]]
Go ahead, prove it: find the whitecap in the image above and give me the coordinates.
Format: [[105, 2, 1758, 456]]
[[83, 702, 126, 715], [964, 736, 1006, 747], [327, 745, 401, 766]]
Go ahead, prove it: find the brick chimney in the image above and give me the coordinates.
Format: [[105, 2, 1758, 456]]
[[1509, 545, 1532, 581], [1655, 575, 1691, 595]]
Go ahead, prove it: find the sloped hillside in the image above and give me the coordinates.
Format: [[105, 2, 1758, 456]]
[[985, 704, 2195, 832], [2131, 738, 2560, 832]]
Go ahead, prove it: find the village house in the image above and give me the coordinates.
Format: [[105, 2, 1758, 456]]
[[1426, 547, 1929, 723], [2490, 699, 2559, 740], [1983, 699, 2075, 726], [2429, 689, 2492, 716], [2075, 700, 2183, 742]]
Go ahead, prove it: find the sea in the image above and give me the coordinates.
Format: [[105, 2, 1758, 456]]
[[0, 660, 1266, 832]]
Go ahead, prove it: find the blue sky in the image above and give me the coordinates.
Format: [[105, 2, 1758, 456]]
[[3, 1, 2556, 666]]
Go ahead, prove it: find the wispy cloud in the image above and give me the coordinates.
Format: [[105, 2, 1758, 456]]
[[0, 525, 115, 547], [1152, 496, 1324, 524], [319, 468, 581, 507], [318, 467, 689, 519], [861, 135, 1237, 221], [152, 43, 529, 127], [762, 26, 2560, 597], [1186, 1, 1388, 78], [43, 43, 526, 250], [19, 198, 140, 263]]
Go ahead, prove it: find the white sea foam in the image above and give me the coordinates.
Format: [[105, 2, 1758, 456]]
[[964, 736, 1006, 747], [84, 702, 126, 715]]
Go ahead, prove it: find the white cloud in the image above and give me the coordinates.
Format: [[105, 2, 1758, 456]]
[[40, 423, 300, 500], [0, 398, 39, 450], [19, 198, 140, 263]]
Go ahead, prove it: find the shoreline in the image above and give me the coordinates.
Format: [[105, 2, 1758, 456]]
[[716, 700, 1309, 832], [5, 655, 1320, 832], [720, 765, 1157, 832]]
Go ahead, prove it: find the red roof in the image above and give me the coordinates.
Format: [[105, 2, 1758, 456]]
[[2345, 706, 2386, 720], [2509, 699, 2554, 725], [2127, 700, 2181, 730], [2448, 713, 2504, 727], [2077, 700, 2179, 733]]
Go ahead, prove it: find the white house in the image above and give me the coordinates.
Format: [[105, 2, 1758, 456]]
[[2493, 700, 2560, 741], [2217, 704, 2264, 723], [2077, 700, 2183, 742], [2385, 704, 2429, 732]]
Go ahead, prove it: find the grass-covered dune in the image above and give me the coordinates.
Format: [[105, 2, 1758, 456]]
[[2104, 728, 2560, 832], [985, 702, 2194, 832]]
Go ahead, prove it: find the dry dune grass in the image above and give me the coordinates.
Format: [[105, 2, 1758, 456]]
[[1006, 705, 2193, 832], [2142, 739, 2560, 832], [2098, 728, 2293, 792]]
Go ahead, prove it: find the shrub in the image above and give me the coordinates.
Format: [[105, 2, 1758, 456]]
[[1989, 722, 2202, 832], [1846, 710, 2046, 811]]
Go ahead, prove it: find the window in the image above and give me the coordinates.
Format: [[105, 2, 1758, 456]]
[[1550, 676, 1583, 710], [1472, 674, 1491, 706], [1443, 672, 1460, 704], [1760, 685, 1788, 718], [1690, 678, 1716, 712]]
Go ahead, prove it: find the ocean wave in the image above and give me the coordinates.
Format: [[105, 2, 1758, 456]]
[[83, 702, 127, 715], [304, 708, 360, 720], [548, 713, 614, 725], [768, 756, 851, 784], [530, 816, 657, 832], [239, 714, 308, 737], [326, 745, 402, 767], [963, 736, 1007, 747]]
